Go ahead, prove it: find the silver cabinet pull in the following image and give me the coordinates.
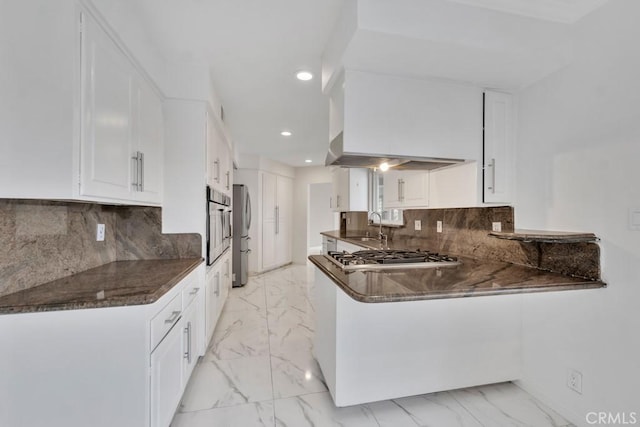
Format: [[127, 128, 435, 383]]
[[184, 321, 192, 363], [139, 151, 144, 192], [336, 195, 340, 208], [214, 159, 220, 183], [486, 158, 496, 192], [164, 310, 181, 324], [214, 272, 220, 296], [189, 287, 199, 295], [225, 171, 230, 190], [329, 196, 333, 208]]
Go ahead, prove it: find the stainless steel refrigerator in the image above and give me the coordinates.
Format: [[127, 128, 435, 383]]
[[232, 184, 251, 287]]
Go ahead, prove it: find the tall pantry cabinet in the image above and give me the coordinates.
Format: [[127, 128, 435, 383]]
[[261, 172, 293, 271]]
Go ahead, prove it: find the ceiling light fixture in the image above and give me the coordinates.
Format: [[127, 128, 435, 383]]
[[305, 159, 312, 163], [379, 162, 390, 172], [296, 71, 313, 81], [280, 131, 292, 136]]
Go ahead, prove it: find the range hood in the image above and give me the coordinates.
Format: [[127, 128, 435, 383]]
[[325, 132, 465, 170]]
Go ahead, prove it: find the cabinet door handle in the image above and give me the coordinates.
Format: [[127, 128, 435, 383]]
[[485, 158, 496, 192], [189, 287, 199, 295], [329, 196, 333, 208], [164, 310, 181, 324], [184, 321, 192, 363], [139, 151, 144, 192], [275, 206, 279, 235], [131, 152, 140, 190], [336, 195, 340, 208], [225, 171, 230, 190], [214, 159, 220, 183], [214, 273, 220, 296]]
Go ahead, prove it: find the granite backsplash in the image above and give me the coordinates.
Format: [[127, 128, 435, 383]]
[[347, 206, 600, 280], [0, 200, 200, 297]]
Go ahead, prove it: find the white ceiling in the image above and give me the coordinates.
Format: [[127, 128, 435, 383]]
[[93, 0, 610, 168]]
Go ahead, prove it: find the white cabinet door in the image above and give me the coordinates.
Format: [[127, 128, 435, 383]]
[[383, 170, 402, 208], [275, 176, 293, 266], [262, 220, 278, 271], [331, 168, 368, 212], [261, 172, 278, 271], [80, 12, 162, 205], [260, 173, 292, 270], [150, 320, 183, 427], [483, 91, 513, 204], [331, 169, 348, 212], [383, 170, 429, 208], [402, 171, 429, 207], [181, 300, 199, 383], [206, 112, 232, 195], [205, 266, 221, 343], [133, 78, 163, 204], [80, 12, 135, 201]]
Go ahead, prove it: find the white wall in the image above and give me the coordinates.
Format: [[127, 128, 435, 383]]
[[514, 1, 640, 424], [292, 166, 333, 264]]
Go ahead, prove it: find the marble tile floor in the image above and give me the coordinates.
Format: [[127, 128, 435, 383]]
[[172, 263, 574, 427]]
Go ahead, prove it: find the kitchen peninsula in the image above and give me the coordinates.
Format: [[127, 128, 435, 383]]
[[310, 226, 605, 407]]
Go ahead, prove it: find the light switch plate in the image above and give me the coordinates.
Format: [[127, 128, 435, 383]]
[[436, 221, 443, 233], [492, 222, 502, 232], [414, 220, 422, 231]]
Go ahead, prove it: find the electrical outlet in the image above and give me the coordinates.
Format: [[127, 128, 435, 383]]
[[492, 222, 502, 232], [96, 224, 105, 242], [437, 221, 443, 233], [414, 220, 422, 231], [567, 369, 583, 394]]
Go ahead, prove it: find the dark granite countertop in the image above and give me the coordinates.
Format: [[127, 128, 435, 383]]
[[0, 258, 204, 314], [315, 231, 605, 302], [489, 229, 598, 243]]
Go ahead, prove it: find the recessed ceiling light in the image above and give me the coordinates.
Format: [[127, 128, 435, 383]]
[[379, 162, 390, 172], [281, 131, 292, 136], [305, 159, 312, 163], [296, 71, 313, 81]]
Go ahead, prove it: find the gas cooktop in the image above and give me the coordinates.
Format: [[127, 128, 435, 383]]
[[326, 249, 460, 271]]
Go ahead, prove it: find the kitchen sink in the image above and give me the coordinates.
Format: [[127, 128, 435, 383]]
[[352, 237, 381, 242]]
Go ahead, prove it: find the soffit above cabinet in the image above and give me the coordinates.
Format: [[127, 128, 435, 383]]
[[322, 0, 609, 92]]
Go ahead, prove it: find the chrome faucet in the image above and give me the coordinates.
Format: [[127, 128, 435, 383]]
[[368, 211, 388, 246]]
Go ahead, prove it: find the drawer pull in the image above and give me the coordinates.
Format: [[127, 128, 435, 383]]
[[164, 310, 181, 324], [189, 288, 200, 295]]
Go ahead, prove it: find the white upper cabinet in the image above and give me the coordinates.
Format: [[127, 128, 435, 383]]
[[134, 78, 164, 203], [383, 170, 429, 209], [80, 13, 135, 201], [483, 90, 513, 204], [207, 112, 232, 195], [80, 11, 163, 204], [0, 3, 163, 205], [330, 168, 368, 212]]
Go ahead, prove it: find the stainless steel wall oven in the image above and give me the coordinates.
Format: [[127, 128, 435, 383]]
[[207, 186, 231, 265]]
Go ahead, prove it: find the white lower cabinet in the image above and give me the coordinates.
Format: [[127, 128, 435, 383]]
[[150, 319, 184, 427], [204, 252, 231, 344], [0, 263, 209, 427]]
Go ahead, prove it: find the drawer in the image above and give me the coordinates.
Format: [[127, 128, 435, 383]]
[[182, 270, 202, 309], [150, 293, 182, 352]]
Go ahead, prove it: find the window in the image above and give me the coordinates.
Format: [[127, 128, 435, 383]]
[[369, 170, 404, 226]]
